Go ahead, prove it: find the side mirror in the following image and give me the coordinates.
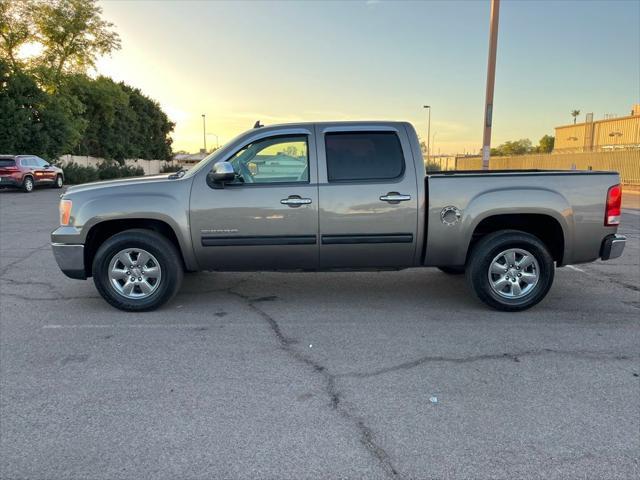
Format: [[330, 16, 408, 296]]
[[208, 161, 235, 186]]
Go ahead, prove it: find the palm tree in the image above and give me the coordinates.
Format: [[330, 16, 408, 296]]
[[571, 109, 580, 124]]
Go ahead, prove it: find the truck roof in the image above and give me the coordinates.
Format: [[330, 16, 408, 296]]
[[252, 120, 411, 130]]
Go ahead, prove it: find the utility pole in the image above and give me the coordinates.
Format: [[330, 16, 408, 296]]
[[201, 114, 207, 152], [482, 0, 500, 170], [423, 105, 431, 162]]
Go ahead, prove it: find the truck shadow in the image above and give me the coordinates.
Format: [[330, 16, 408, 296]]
[[177, 269, 479, 312]]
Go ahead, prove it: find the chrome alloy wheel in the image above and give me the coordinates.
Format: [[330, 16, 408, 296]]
[[488, 248, 539, 299], [56, 175, 63, 187], [108, 248, 162, 299]]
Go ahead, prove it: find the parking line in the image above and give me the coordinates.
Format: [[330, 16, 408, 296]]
[[43, 324, 211, 329]]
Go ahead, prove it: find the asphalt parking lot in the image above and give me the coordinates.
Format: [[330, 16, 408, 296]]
[[1, 186, 639, 480]]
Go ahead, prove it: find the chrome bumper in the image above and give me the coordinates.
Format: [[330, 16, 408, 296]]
[[600, 234, 626, 261], [51, 243, 86, 279]]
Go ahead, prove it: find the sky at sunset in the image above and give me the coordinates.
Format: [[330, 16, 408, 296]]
[[95, 0, 639, 155]]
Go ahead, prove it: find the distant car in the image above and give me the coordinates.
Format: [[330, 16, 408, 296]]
[[0, 155, 64, 192]]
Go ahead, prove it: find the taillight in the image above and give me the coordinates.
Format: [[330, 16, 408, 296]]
[[605, 184, 622, 226], [59, 199, 72, 226]]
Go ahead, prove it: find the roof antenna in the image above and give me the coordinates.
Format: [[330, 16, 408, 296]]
[[253, 120, 263, 128]]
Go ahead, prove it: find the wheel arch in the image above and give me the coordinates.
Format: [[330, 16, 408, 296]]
[[83, 219, 190, 277], [468, 213, 566, 265]]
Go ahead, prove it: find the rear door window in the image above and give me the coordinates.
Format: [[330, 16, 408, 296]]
[[0, 159, 16, 167], [325, 131, 405, 182]]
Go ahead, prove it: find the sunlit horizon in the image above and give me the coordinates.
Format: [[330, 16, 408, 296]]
[[90, 0, 639, 155]]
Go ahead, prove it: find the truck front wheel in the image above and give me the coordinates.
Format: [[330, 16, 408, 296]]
[[92, 229, 183, 311], [466, 230, 554, 311]]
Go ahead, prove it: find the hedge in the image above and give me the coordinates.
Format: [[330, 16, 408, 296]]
[[61, 162, 144, 185]]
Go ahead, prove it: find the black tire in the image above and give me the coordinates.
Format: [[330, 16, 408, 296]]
[[437, 266, 465, 275], [465, 230, 554, 312], [22, 176, 34, 193], [53, 174, 63, 188], [92, 229, 183, 312]]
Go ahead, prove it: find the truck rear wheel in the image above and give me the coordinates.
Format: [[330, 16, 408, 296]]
[[465, 230, 554, 311], [92, 229, 183, 312]]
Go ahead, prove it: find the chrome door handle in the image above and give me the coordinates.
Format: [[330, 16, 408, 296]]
[[281, 196, 312, 207], [380, 192, 411, 203]]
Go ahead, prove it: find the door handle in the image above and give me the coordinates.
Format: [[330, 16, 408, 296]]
[[380, 192, 411, 203], [281, 195, 312, 207]]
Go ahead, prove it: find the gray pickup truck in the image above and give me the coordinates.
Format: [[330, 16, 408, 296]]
[[51, 121, 626, 312]]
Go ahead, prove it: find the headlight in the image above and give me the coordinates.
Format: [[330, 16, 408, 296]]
[[59, 199, 72, 226]]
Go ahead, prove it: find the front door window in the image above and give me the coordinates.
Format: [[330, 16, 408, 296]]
[[227, 135, 309, 184]]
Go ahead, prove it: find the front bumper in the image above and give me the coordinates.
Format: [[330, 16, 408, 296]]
[[51, 243, 86, 279], [600, 234, 626, 261]]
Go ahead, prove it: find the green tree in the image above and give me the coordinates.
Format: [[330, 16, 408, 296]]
[[122, 83, 174, 160], [0, 2, 173, 161], [32, 0, 120, 86], [64, 74, 131, 160], [536, 134, 555, 153], [571, 109, 580, 124], [490, 138, 532, 156], [0, 0, 32, 70], [0, 59, 85, 159], [63, 76, 174, 161]]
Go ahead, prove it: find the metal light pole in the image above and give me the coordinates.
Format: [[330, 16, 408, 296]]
[[201, 114, 207, 152], [423, 105, 431, 162], [481, 0, 500, 170]]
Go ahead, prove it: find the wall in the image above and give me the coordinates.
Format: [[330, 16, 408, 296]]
[[57, 155, 176, 176], [554, 114, 640, 152]]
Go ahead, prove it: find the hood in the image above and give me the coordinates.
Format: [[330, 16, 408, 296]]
[[64, 174, 172, 195]]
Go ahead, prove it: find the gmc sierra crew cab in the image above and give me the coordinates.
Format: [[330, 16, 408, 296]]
[[51, 121, 626, 312]]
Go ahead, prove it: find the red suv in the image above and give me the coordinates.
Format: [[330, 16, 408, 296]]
[[0, 155, 64, 192]]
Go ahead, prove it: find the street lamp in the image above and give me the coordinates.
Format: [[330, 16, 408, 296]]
[[423, 105, 431, 162], [209, 133, 219, 149], [201, 114, 207, 152]]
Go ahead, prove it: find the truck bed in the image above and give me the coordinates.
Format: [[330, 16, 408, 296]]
[[424, 169, 620, 267]]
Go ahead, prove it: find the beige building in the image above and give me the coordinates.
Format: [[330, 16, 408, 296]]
[[554, 104, 640, 152]]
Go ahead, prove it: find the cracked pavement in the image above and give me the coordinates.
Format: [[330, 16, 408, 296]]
[[1, 187, 639, 479]]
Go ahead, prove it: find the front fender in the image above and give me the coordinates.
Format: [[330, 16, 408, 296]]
[[52, 183, 197, 271]]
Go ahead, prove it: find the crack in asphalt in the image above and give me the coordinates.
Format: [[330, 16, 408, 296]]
[[0, 243, 50, 278], [226, 280, 638, 479], [336, 349, 638, 380], [228, 285, 401, 480]]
